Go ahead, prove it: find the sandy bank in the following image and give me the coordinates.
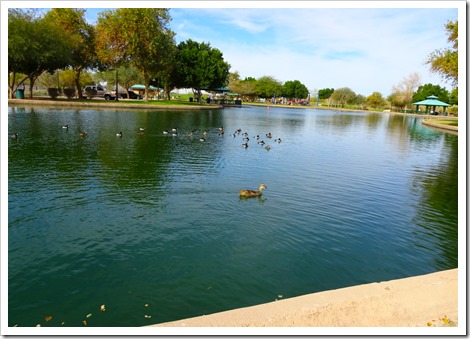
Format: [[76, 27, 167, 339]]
[[150, 269, 458, 331]]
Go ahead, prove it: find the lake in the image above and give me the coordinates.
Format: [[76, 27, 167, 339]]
[[7, 104, 458, 327]]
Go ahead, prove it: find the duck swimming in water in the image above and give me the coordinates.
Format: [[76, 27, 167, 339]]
[[116, 131, 123, 137], [80, 131, 87, 137], [239, 184, 267, 198]]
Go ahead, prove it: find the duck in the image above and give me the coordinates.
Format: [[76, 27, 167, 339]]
[[199, 137, 206, 142], [62, 124, 69, 129], [79, 131, 87, 137], [275, 138, 282, 143], [139, 127, 145, 132], [243, 136, 249, 142], [265, 145, 271, 151], [266, 132, 272, 138], [116, 131, 123, 137], [239, 184, 267, 198], [258, 140, 265, 145], [242, 143, 249, 148], [11, 132, 18, 139], [171, 128, 177, 133], [163, 130, 169, 134], [254, 135, 260, 139]]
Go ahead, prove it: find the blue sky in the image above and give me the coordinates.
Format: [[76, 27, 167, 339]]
[[5, 2, 461, 96]]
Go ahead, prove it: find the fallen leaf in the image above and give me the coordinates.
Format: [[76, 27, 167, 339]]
[[82, 320, 87, 326], [44, 315, 53, 322]]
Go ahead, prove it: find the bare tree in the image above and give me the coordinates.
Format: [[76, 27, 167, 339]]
[[390, 72, 421, 111]]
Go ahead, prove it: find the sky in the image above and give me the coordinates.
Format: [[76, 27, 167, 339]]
[[3, 1, 462, 96]]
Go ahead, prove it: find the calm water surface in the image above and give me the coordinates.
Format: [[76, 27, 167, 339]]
[[8, 105, 458, 327]]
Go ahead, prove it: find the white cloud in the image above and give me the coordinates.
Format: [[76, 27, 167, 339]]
[[172, 7, 458, 96]]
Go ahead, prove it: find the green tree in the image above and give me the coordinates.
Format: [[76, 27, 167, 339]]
[[412, 83, 449, 103], [330, 87, 356, 107], [448, 87, 458, 106], [426, 20, 458, 86], [173, 39, 231, 101], [318, 88, 334, 100], [256, 75, 283, 99], [8, 9, 71, 98], [228, 72, 258, 101], [98, 65, 144, 96], [366, 92, 386, 109], [282, 80, 308, 99], [95, 8, 176, 101], [44, 9, 100, 98]]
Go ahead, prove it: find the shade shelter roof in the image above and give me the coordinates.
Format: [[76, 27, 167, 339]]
[[412, 95, 451, 107], [201, 87, 230, 92], [130, 84, 159, 91]]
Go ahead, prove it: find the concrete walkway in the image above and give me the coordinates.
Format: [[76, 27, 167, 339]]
[[150, 269, 459, 331]]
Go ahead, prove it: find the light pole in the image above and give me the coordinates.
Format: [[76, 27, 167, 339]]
[[115, 68, 119, 101]]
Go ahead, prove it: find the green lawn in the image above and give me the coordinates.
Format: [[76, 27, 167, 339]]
[[434, 119, 458, 127]]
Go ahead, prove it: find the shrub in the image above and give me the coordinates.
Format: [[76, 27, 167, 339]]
[[63, 88, 76, 99], [447, 105, 458, 116], [47, 88, 59, 99], [85, 88, 97, 99]]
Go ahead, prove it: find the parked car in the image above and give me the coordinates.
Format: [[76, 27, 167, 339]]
[[104, 90, 143, 100], [120, 90, 143, 100], [82, 85, 106, 98]]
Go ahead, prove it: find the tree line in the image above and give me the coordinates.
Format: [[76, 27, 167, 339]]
[[8, 8, 231, 101], [8, 8, 458, 111]]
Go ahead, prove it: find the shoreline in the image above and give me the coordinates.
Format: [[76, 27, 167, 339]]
[[7, 98, 222, 110], [150, 269, 458, 331], [9, 99, 458, 135]]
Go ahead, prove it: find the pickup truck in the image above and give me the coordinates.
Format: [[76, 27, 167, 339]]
[[82, 85, 106, 98]]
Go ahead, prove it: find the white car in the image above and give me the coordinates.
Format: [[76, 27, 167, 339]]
[[82, 85, 106, 98]]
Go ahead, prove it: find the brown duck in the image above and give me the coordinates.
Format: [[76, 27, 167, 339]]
[[239, 184, 267, 198]]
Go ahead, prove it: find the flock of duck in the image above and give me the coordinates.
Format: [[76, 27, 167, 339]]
[[158, 126, 282, 151], [11, 124, 281, 198], [11, 125, 283, 149]]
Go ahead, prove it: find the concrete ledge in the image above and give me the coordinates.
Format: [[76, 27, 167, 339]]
[[151, 269, 458, 328], [422, 119, 458, 133]]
